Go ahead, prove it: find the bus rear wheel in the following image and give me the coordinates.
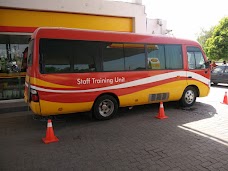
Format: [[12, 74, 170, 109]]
[[93, 95, 118, 120], [180, 86, 197, 107]]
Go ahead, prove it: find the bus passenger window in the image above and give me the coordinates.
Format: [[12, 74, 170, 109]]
[[39, 39, 71, 73], [147, 44, 183, 70], [124, 43, 146, 71], [73, 40, 100, 73], [102, 43, 124, 71], [165, 45, 183, 69], [39, 39, 101, 74], [147, 44, 165, 70]]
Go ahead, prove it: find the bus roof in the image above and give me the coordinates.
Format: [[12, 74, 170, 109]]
[[32, 27, 200, 46]]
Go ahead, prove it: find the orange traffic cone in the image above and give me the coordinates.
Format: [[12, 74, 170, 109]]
[[155, 102, 168, 119], [222, 92, 228, 105], [42, 119, 59, 144]]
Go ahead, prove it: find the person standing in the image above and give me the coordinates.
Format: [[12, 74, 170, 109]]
[[222, 60, 227, 66], [211, 61, 217, 69]]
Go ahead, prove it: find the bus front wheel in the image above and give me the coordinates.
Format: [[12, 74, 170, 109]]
[[93, 95, 118, 120], [180, 86, 197, 107]]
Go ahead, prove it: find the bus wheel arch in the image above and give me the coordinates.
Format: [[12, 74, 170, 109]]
[[180, 85, 199, 107], [92, 93, 119, 120]]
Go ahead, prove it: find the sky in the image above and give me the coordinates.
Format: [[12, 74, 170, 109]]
[[142, 0, 228, 41]]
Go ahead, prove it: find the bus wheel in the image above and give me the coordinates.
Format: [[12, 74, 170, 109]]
[[180, 86, 196, 107], [93, 95, 118, 120]]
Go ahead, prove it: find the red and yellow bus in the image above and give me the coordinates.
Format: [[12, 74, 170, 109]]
[[24, 27, 210, 120]]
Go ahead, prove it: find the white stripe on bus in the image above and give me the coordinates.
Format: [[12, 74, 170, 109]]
[[27, 71, 210, 93]]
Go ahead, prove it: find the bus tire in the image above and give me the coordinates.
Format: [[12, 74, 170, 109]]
[[180, 86, 196, 107], [93, 95, 118, 120]]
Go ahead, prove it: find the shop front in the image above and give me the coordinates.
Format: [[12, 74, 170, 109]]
[[0, 34, 30, 100]]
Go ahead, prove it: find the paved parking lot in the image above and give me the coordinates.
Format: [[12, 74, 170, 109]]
[[1, 87, 228, 170]]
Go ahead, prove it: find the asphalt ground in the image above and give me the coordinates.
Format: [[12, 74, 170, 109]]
[[0, 87, 228, 170]]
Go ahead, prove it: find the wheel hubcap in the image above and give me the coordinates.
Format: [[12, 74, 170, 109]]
[[185, 90, 195, 104], [99, 99, 114, 117]]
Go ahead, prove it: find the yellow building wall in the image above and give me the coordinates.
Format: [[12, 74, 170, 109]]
[[0, 8, 133, 32]]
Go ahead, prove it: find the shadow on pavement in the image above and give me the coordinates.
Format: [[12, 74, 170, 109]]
[[29, 100, 217, 125]]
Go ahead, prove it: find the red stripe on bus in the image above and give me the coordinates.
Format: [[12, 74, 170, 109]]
[[38, 78, 186, 103]]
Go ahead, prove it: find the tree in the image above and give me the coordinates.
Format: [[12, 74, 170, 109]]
[[204, 17, 228, 60], [197, 27, 214, 50]]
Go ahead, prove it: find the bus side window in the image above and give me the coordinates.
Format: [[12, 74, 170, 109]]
[[187, 47, 205, 70], [102, 43, 125, 71], [195, 52, 206, 69], [124, 43, 146, 71], [147, 44, 183, 70], [187, 52, 196, 69], [147, 44, 165, 70], [73, 40, 99, 72], [165, 45, 183, 69]]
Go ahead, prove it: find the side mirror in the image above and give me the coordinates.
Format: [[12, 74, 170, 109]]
[[205, 61, 210, 69]]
